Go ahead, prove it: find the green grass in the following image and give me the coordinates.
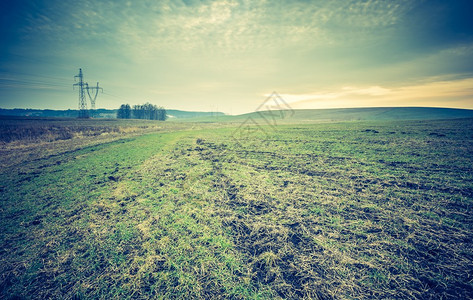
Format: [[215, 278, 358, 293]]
[[1, 118, 472, 299]]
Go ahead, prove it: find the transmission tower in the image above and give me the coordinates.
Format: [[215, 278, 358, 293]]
[[86, 81, 103, 117], [73, 69, 103, 118], [73, 68, 88, 118]]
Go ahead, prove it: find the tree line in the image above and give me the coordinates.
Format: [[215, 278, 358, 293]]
[[117, 103, 167, 121]]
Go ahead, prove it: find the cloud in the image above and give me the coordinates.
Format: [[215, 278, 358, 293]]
[[13, 0, 422, 64], [279, 77, 473, 109], [30, 1, 408, 49], [393, 77, 473, 100], [277, 85, 393, 104], [342, 86, 391, 96], [2, 0, 472, 112]]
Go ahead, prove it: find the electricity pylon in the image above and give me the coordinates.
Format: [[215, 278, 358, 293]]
[[73, 68, 88, 118], [86, 81, 103, 117], [73, 69, 103, 118]]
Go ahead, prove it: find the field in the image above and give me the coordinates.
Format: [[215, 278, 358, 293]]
[[1, 116, 472, 299], [0, 117, 222, 169]]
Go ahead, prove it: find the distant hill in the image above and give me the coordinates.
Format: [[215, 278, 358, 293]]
[[166, 110, 225, 119], [1, 107, 472, 122], [182, 107, 473, 123], [0, 108, 89, 118], [0, 108, 225, 119], [250, 107, 473, 121], [287, 107, 473, 121]]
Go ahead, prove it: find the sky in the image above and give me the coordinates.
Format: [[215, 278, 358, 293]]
[[1, 0, 472, 114]]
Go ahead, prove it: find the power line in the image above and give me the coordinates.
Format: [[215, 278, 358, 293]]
[[0, 70, 72, 90], [0, 70, 71, 83], [6, 53, 73, 69], [103, 91, 132, 102], [0, 78, 70, 90], [0, 76, 69, 86]]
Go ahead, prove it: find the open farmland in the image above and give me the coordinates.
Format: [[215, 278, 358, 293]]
[[0, 117, 223, 169], [1, 117, 472, 299]]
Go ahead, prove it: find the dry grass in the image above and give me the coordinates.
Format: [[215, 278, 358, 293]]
[[0, 117, 166, 145], [1, 118, 472, 299]]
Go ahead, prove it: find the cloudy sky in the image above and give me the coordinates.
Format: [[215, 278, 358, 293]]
[[1, 0, 472, 114]]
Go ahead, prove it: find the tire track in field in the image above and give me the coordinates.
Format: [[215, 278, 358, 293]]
[[192, 137, 473, 299]]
